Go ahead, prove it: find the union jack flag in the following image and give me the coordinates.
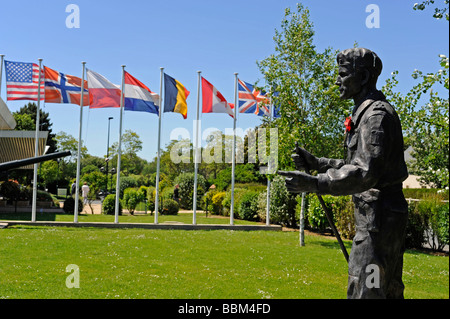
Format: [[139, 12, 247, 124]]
[[4, 60, 45, 101], [238, 79, 270, 116]]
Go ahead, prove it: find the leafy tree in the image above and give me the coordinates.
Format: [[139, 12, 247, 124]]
[[413, 0, 449, 20], [54, 131, 88, 163], [257, 4, 352, 171], [13, 103, 57, 153], [39, 160, 59, 188], [110, 129, 147, 175], [13, 113, 34, 130], [155, 139, 193, 182], [382, 55, 449, 188]]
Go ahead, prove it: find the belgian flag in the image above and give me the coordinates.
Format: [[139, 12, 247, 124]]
[[163, 73, 189, 119]]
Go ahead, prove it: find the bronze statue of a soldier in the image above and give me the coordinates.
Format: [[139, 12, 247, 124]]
[[279, 48, 409, 299]]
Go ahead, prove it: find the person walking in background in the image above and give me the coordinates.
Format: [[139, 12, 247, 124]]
[[81, 182, 90, 205]]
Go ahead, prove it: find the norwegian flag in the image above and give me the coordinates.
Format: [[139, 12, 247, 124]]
[[238, 79, 270, 116], [4, 60, 45, 101], [44, 66, 89, 106]]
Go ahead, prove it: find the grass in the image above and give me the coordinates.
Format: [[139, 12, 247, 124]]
[[0, 216, 448, 299], [0, 211, 258, 225]]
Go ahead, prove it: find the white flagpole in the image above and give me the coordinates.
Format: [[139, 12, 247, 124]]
[[266, 94, 273, 226], [0, 54, 4, 95], [74, 62, 86, 222], [114, 65, 126, 224], [230, 73, 238, 225], [154, 67, 164, 224], [192, 71, 201, 225], [31, 58, 43, 223]]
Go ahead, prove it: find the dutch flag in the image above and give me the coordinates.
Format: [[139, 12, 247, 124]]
[[124, 71, 159, 115]]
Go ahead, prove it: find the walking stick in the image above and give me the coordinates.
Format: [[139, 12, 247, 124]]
[[295, 142, 349, 263]]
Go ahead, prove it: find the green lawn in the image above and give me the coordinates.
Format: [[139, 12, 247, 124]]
[[0, 211, 257, 225], [0, 215, 448, 299]]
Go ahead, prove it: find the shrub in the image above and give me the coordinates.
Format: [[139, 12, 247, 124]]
[[63, 197, 83, 214], [405, 201, 429, 249], [137, 186, 147, 202], [162, 198, 179, 215], [161, 186, 175, 201], [404, 194, 449, 251], [123, 188, 139, 215], [0, 181, 22, 202], [256, 191, 268, 222], [307, 194, 335, 232], [174, 172, 206, 209], [204, 190, 218, 214], [332, 195, 355, 240], [211, 191, 226, 215], [36, 190, 53, 202], [102, 194, 122, 215], [238, 191, 259, 221], [431, 202, 449, 250], [222, 188, 247, 217], [403, 188, 449, 201], [268, 176, 297, 228]]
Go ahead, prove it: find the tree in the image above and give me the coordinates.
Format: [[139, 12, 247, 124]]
[[54, 131, 88, 163], [110, 129, 146, 175], [382, 55, 449, 188], [159, 139, 194, 181], [413, 0, 449, 20], [39, 160, 59, 189], [257, 4, 352, 171], [13, 103, 57, 153]]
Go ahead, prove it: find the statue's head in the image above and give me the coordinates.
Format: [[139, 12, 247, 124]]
[[335, 48, 382, 100]]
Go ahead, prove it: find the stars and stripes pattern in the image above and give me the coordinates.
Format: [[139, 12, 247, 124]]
[[238, 79, 270, 116], [44, 66, 89, 106], [4, 60, 45, 101]]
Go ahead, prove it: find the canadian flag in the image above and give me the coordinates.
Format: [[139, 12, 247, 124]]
[[86, 69, 121, 108], [201, 77, 234, 118]]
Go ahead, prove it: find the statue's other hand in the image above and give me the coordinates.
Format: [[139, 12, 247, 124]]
[[291, 146, 319, 171]]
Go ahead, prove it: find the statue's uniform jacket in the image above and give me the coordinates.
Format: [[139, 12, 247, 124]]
[[315, 90, 409, 298]]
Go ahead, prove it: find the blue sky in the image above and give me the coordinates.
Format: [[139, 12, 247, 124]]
[[1, 0, 448, 162]]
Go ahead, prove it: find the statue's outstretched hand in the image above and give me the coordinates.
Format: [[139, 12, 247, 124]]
[[277, 170, 318, 193]]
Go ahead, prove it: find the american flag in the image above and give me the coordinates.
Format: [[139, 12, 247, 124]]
[[238, 79, 270, 116], [4, 60, 45, 101]]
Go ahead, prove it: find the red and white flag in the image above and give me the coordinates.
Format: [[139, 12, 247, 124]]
[[86, 69, 121, 108], [201, 77, 234, 118]]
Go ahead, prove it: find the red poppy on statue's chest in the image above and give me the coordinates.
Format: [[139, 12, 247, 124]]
[[344, 116, 353, 132]]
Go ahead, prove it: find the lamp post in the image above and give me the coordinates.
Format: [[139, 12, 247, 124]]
[[106, 116, 113, 194]]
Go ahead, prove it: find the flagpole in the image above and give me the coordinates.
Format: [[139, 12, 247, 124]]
[[230, 73, 238, 225], [154, 67, 164, 225], [0, 54, 4, 96], [114, 65, 126, 224], [193, 71, 201, 225], [266, 93, 273, 226], [31, 58, 43, 223], [74, 62, 86, 222]]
